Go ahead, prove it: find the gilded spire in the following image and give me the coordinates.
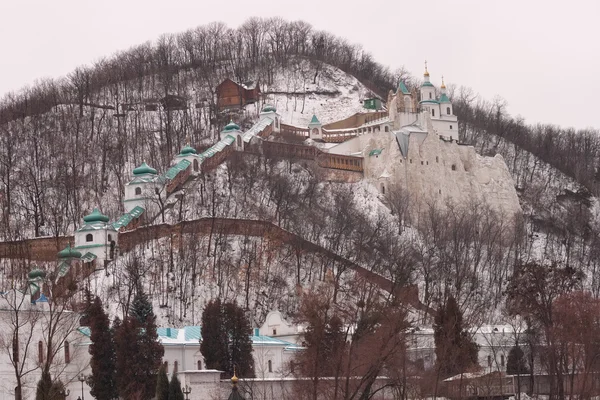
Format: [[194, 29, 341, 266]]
[[231, 367, 239, 384], [424, 60, 430, 77], [441, 75, 446, 89]]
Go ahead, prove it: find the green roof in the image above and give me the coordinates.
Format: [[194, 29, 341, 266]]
[[369, 149, 383, 157], [113, 206, 145, 230], [83, 208, 109, 223], [420, 100, 440, 104], [179, 145, 197, 156], [439, 93, 451, 103], [309, 114, 320, 125], [200, 135, 235, 159], [262, 104, 276, 112], [133, 162, 158, 176], [398, 81, 410, 95], [165, 159, 192, 180], [28, 268, 46, 280], [421, 81, 434, 87], [223, 120, 240, 132], [57, 244, 82, 259]]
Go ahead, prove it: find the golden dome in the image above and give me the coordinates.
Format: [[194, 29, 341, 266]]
[[231, 368, 239, 384], [441, 76, 446, 89], [424, 60, 430, 77]]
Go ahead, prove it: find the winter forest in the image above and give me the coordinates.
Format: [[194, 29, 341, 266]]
[[1, 16, 600, 400]]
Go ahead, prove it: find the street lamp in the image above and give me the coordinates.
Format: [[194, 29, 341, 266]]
[[183, 385, 192, 400], [78, 374, 86, 400], [58, 388, 70, 400]]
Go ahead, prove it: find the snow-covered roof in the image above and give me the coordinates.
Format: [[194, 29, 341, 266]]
[[242, 118, 273, 142], [164, 159, 192, 180], [113, 206, 145, 230]]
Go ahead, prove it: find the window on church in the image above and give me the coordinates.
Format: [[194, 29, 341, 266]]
[[174, 360, 178, 373], [429, 93, 432, 99], [273, 328, 277, 335], [64, 341, 70, 364], [451, 164, 457, 171], [450, 125, 453, 129], [447, 107, 451, 115], [197, 360, 202, 370], [501, 354, 505, 367], [135, 187, 142, 195], [432, 109, 435, 117], [38, 341, 44, 364], [384, 126, 389, 132], [421, 161, 424, 165], [436, 156, 439, 163], [86, 233, 93, 242], [268, 360, 273, 373]]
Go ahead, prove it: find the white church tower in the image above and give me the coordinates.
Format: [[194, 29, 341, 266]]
[[260, 104, 281, 133], [308, 114, 322, 139], [74, 208, 118, 263], [221, 120, 244, 150], [124, 162, 162, 213]]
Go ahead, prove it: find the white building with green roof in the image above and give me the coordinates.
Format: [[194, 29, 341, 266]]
[[74, 208, 118, 263]]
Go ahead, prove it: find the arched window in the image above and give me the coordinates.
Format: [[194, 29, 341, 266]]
[[312, 128, 319, 135], [451, 164, 456, 171], [487, 355, 492, 368], [135, 187, 142, 195], [447, 107, 451, 115], [237, 135, 242, 149], [38, 341, 44, 364], [381, 184, 385, 195], [107, 234, 112, 242], [431, 109, 435, 117], [174, 360, 178, 373], [86, 233, 93, 242], [193, 159, 199, 172], [450, 125, 453, 130], [268, 360, 273, 373], [501, 354, 505, 367], [64, 341, 70, 364], [197, 360, 202, 370], [384, 126, 389, 132], [436, 156, 439, 163], [429, 92, 432, 99]]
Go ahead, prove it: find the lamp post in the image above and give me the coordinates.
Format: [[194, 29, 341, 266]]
[[183, 385, 192, 400], [58, 388, 70, 400], [78, 374, 86, 400]]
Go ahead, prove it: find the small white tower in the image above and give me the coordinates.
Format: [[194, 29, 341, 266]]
[[175, 144, 202, 172], [221, 120, 244, 150], [308, 114, 322, 139], [431, 76, 459, 141], [124, 162, 162, 213], [259, 104, 281, 133], [74, 208, 118, 262]]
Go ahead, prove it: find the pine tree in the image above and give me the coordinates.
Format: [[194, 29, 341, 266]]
[[156, 364, 170, 400], [433, 295, 479, 377], [114, 317, 140, 399], [87, 296, 118, 400], [35, 371, 63, 400], [168, 371, 185, 400], [506, 345, 529, 375], [200, 299, 254, 378]]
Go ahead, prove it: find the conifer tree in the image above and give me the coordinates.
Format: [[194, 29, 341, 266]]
[[168, 371, 185, 400], [506, 345, 529, 375], [35, 371, 63, 400], [155, 364, 170, 400], [433, 295, 479, 377], [200, 299, 254, 378], [87, 296, 118, 400]]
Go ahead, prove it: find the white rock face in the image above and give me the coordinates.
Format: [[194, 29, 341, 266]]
[[328, 130, 522, 219]]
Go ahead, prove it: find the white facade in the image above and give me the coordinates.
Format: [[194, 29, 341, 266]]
[[308, 114, 323, 139], [259, 105, 281, 134], [0, 291, 90, 400], [123, 162, 164, 213], [258, 310, 304, 345], [73, 208, 118, 262]]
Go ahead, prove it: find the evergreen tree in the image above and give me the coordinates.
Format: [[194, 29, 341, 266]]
[[87, 296, 118, 400], [200, 299, 254, 378], [35, 371, 63, 400], [155, 364, 170, 400], [506, 345, 529, 375], [433, 295, 479, 377], [168, 371, 185, 400], [114, 317, 140, 399]]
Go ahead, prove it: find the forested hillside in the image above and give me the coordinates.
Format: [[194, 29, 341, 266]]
[[1, 17, 600, 324]]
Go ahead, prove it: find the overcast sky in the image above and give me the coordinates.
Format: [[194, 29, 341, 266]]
[[1, 0, 598, 129]]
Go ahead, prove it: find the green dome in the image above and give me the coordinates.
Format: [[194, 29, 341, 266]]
[[439, 93, 451, 103], [57, 244, 82, 260], [262, 104, 276, 113], [28, 268, 46, 280], [83, 208, 109, 223], [223, 120, 240, 132], [133, 162, 158, 176], [179, 145, 197, 156]]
